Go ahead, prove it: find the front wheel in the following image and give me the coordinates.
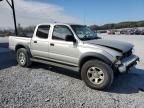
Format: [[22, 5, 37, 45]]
[[81, 60, 114, 90]]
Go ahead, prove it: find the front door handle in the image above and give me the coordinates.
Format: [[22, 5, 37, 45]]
[[50, 43, 54, 46], [34, 41, 37, 43]]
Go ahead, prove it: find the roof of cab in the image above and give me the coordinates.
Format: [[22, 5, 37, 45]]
[[37, 22, 83, 26]]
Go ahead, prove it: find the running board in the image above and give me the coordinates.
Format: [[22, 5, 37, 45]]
[[31, 58, 79, 72]]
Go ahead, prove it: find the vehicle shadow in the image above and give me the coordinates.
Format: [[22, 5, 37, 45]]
[[109, 67, 144, 94], [0, 43, 8, 48], [30, 62, 144, 94], [0, 51, 17, 70], [30, 62, 81, 80]]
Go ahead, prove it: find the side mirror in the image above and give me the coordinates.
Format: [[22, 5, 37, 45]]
[[65, 35, 76, 42]]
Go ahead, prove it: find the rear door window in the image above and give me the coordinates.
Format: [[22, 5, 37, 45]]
[[36, 25, 50, 39]]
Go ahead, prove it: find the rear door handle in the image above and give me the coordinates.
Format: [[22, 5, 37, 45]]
[[50, 43, 54, 46], [34, 41, 37, 43]]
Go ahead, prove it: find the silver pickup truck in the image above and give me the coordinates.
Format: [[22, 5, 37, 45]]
[[9, 23, 139, 90]]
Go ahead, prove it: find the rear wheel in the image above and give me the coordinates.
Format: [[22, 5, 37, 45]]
[[81, 60, 114, 90], [16, 48, 32, 67]]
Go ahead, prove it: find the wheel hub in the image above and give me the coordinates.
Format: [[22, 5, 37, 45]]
[[87, 67, 104, 85], [19, 52, 26, 65]]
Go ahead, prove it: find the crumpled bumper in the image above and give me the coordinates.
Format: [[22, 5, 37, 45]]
[[116, 55, 139, 73]]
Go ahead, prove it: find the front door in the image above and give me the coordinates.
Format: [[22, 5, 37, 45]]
[[49, 25, 79, 66]]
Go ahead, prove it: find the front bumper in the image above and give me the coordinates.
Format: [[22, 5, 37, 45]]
[[116, 55, 139, 73]]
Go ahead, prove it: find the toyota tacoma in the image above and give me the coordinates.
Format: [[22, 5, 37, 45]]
[[9, 23, 139, 90]]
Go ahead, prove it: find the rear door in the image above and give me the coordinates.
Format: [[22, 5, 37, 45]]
[[30, 25, 50, 59]]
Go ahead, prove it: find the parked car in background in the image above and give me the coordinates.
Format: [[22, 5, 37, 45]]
[[120, 30, 128, 35], [134, 29, 141, 35], [107, 30, 115, 35], [141, 30, 144, 35], [128, 29, 135, 35], [97, 30, 107, 34], [119, 28, 144, 35]]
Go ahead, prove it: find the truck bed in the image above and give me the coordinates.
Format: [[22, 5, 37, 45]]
[[9, 36, 31, 50]]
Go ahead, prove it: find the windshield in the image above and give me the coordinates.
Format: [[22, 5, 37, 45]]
[[71, 25, 98, 41]]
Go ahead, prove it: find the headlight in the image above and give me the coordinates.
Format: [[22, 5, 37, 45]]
[[114, 56, 122, 64], [116, 56, 122, 60]]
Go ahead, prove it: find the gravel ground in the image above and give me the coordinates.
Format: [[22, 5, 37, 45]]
[[0, 35, 144, 108]]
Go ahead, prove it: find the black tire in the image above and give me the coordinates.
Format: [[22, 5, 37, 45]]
[[16, 48, 32, 67], [81, 59, 114, 90]]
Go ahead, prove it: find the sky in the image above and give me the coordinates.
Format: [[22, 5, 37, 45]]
[[0, 0, 144, 28]]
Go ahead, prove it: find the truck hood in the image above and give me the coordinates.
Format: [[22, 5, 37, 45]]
[[85, 39, 133, 53]]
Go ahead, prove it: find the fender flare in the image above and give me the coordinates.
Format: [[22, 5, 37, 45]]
[[15, 43, 32, 57], [79, 52, 113, 68]]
